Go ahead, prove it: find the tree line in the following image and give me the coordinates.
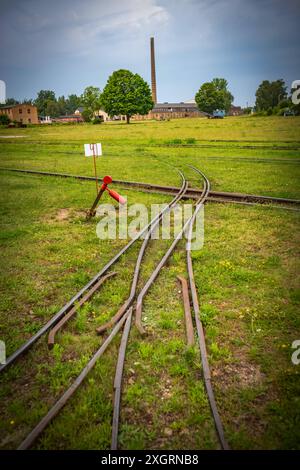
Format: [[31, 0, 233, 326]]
[[195, 78, 299, 115], [1, 71, 299, 125]]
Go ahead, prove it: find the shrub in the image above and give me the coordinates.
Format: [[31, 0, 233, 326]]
[[92, 117, 102, 125], [0, 114, 11, 125]]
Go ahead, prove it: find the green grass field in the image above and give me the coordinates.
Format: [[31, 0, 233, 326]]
[[0, 116, 299, 449]]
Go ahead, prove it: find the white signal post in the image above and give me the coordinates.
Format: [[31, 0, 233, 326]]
[[84, 143, 102, 194]]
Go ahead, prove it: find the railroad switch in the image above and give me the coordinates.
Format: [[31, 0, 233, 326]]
[[86, 175, 126, 219]]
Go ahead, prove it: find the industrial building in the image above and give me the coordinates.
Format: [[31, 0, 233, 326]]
[[134, 37, 205, 120]]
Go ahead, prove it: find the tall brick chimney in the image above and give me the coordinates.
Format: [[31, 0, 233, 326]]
[[150, 37, 157, 104]]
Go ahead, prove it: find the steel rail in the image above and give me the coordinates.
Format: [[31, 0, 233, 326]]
[[151, 143, 300, 151], [1, 147, 300, 164], [177, 276, 194, 347], [2, 168, 299, 207], [186, 166, 229, 450], [47, 272, 116, 349], [104, 172, 188, 449], [0, 170, 185, 373], [96, 174, 188, 334], [16, 169, 188, 448], [111, 309, 132, 450], [18, 308, 133, 450], [135, 168, 210, 335], [110, 167, 211, 449]]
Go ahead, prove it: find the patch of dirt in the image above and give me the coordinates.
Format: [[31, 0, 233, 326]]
[[42, 208, 87, 224], [56, 208, 70, 221], [212, 360, 264, 389]]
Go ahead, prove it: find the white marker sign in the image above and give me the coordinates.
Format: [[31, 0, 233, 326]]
[[84, 143, 102, 157]]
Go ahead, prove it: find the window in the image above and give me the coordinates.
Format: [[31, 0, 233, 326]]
[[28, 118, 31, 123], [27, 109, 30, 114], [19, 108, 22, 114]]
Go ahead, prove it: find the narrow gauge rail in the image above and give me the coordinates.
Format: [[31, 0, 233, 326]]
[[16, 165, 226, 451], [186, 167, 229, 450], [1, 147, 300, 165], [13, 166, 229, 451], [1, 168, 300, 209], [13, 169, 189, 448], [0, 169, 186, 373], [151, 143, 300, 151], [1, 139, 300, 150], [112, 167, 228, 450]]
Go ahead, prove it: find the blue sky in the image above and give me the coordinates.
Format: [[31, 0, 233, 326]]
[[0, 0, 299, 106]]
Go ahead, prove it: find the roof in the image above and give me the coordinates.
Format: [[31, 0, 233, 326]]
[[55, 114, 83, 118], [153, 102, 199, 110], [0, 103, 36, 109]]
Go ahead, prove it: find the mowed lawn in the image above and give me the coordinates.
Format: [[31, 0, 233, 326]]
[[0, 116, 299, 450], [0, 115, 300, 197]]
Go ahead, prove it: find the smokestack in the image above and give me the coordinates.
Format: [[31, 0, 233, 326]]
[[150, 37, 157, 104]]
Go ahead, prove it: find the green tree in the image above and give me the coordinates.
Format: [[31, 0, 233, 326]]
[[0, 114, 11, 125], [212, 78, 234, 111], [66, 94, 82, 114], [100, 69, 153, 124], [195, 78, 233, 114], [255, 79, 287, 111], [57, 95, 68, 115], [80, 86, 101, 121], [5, 98, 19, 106], [22, 98, 33, 105], [45, 100, 60, 117], [35, 90, 56, 115]]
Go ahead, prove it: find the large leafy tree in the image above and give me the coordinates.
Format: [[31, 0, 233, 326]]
[[45, 100, 60, 117], [66, 94, 82, 114], [34, 90, 56, 115], [255, 79, 287, 111], [100, 69, 153, 124], [80, 86, 101, 121], [195, 78, 233, 114], [5, 98, 19, 106]]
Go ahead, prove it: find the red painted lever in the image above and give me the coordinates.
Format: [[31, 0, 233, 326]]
[[107, 188, 126, 205]]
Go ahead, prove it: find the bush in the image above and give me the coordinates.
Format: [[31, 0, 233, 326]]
[[186, 137, 196, 144], [81, 109, 92, 122], [92, 117, 102, 125], [0, 114, 11, 125]]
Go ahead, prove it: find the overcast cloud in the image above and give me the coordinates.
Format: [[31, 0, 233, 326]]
[[0, 0, 299, 105]]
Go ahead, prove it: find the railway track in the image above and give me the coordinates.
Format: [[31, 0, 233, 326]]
[[1, 165, 229, 450], [1, 167, 300, 209], [1, 146, 300, 164], [152, 143, 300, 151], [1, 139, 300, 151], [0, 169, 187, 372]]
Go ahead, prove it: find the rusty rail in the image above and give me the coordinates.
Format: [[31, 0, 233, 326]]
[[96, 173, 188, 335], [186, 165, 229, 450], [47, 272, 116, 349], [111, 309, 132, 450], [18, 308, 132, 450], [15, 168, 188, 448], [135, 168, 209, 335], [106, 172, 189, 449], [1, 168, 299, 208], [177, 276, 194, 347], [0, 170, 186, 373]]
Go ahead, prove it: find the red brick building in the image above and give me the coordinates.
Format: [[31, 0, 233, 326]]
[[0, 104, 39, 124]]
